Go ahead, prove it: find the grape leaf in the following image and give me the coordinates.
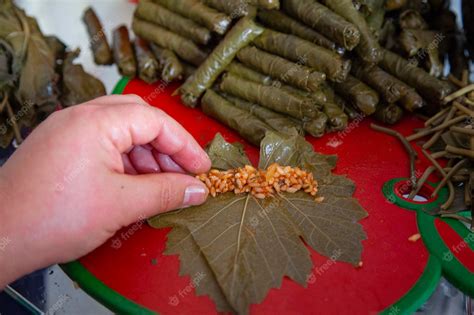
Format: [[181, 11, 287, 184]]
[[205, 133, 251, 170], [149, 132, 368, 314]]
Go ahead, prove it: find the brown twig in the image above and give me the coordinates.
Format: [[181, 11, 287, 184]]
[[422, 149, 455, 210], [371, 123, 418, 187], [408, 166, 435, 199], [407, 115, 468, 142], [444, 84, 474, 103], [423, 107, 457, 149], [453, 101, 474, 117], [450, 126, 474, 136], [432, 159, 468, 197], [446, 145, 474, 159], [424, 107, 450, 127]]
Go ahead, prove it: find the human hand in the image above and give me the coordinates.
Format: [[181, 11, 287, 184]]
[[0, 95, 211, 287]]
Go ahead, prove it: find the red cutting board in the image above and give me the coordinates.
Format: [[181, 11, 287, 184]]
[[62, 78, 474, 315]]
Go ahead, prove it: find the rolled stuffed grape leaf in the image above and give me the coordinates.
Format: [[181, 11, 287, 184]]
[[153, 0, 232, 35], [282, 0, 361, 51], [201, 90, 273, 145], [321, 0, 382, 64], [149, 132, 367, 314], [135, 1, 211, 45], [253, 29, 351, 83], [180, 17, 264, 107], [257, 9, 336, 51]]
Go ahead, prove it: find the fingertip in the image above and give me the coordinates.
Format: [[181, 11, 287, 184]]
[[122, 154, 138, 175], [183, 180, 209, 207]]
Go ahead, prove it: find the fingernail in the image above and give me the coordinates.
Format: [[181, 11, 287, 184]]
[[183, 185, 208, 207]]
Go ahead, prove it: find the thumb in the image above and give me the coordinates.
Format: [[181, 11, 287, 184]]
[[112, 172, 208, 223]]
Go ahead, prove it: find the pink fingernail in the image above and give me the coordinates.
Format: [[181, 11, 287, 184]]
[[183, 185, 208, 206]]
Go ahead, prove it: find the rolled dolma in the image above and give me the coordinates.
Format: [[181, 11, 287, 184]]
[[181, 61, 197, 80], [112, 25, 136, 78], [179, 18, 264, 107], [319, 83, 362, 121], [222, 93, 304, 136], [339, 98, 361, 121], [351, 61, 405, 104], [332, 75, 379, 115], [82, 7, 113, 65], [201, 90, 272, 145], [374, 103, 403, 125], [380, 49, 454, 104], [227, 61, 272, 85], [253, 29, 351, 82], [399, 88, 424, 112], [248, 0, 280, 9], [132, 19, 207, 66], [220, 73, 319, 120], [399, 10, 429, 30], [135, 1, 211, 45], [277, 83, 327, 106], [134, 38, 160, 84], [257, 10, 336, 51], [399, 29, 443, 77], [301, 112, 329, 138], [366, 5, 385, 36], [323, 102, 349, 131], [321, 0, 382, 64], [237, 46, 325, 92], [60, 50, 106, 107], [153, 0, 231, 35], [203, 0, 249, 18], [150, 43, 183, 82], [351, 62, 424, 112], [282, 0, 361, 51]]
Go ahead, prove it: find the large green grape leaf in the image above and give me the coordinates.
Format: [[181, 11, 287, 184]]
[[148, 132, 368, 314]]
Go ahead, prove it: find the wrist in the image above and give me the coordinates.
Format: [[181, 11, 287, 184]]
[[0, 171, 38, 288]]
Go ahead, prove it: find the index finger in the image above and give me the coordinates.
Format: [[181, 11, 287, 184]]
[[93, 98, 211, 174]]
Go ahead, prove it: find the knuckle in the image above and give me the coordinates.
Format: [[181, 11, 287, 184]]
[[64, 104, 98, 120], [124, 94, 146, 105]]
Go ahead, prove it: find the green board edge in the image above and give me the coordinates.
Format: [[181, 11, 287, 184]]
[[382, 178, 448, 212], [380, 256, 442, 315], [60, 262, 156, 315], [112, 76, 131, 95], [417, 211, 474, 297]]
